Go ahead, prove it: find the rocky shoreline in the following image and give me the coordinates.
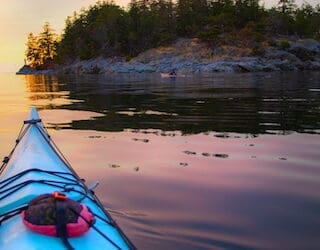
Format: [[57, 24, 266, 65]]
[[17, 38, 320, 75], [16, 64, 55, 75]]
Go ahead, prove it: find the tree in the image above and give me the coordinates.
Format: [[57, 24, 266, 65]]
[[25, 22, 58, 69], [176, 0, 208, 36], [234, 0, 262, 27], [25, 33, 40, 68], [38, 22, 58, 68], [278, 0, 296, 14], [58, 1, 129, 60], [295, 4, 320, 38]]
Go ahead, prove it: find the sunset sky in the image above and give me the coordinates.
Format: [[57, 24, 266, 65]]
[[0, 0, 318, 72]]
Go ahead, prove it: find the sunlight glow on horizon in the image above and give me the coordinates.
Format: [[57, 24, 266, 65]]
[[0, 0, 318, 71]]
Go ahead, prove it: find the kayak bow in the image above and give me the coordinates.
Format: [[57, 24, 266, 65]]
[[0, 108, 135, 250]]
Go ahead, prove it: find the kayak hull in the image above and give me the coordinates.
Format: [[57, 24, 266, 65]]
[[0, 108, 134, 249]]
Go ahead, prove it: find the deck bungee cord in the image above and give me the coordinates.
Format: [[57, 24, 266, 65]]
[[0, 110, 135, 250]]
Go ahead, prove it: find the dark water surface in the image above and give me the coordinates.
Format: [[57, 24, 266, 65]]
[[0, 72, 320, 249]]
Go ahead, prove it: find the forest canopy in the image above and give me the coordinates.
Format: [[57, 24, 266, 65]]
[[25, 0, 320, 69]]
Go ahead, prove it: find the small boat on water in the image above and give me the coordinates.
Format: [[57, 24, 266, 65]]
[[160, 69, 186, 78], [0, 108, 135, 249], [160, 73, 178, 78]]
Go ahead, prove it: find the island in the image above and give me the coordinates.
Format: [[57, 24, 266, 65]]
[[16, 0, 320, 75]]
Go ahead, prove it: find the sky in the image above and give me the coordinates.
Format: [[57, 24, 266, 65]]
[[0, 0, 117, 71], [0, 0, 318, 72]]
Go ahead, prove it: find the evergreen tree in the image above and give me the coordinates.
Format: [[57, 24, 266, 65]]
[[176, 0, 208, 36], [278, 0, 296, 14], [295, 4, 320, 38], [38, 22, 58, 68], [234, 0, 262, 27], [25, 22, 58, 69], [25, 33, 40, 68]]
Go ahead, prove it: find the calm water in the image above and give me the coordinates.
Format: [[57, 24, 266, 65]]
[[0, 72, 320, 249]]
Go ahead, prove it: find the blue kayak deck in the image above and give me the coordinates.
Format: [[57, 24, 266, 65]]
[[0, 108, 134, 250]]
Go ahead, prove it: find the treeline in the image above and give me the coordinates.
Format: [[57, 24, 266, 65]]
[[26, 0, 320, 68]]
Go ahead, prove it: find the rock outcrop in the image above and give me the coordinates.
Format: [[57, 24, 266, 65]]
[[16, 65, 55, 75]]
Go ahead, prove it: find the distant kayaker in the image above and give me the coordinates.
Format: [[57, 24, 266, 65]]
[[169, 69, 177, 76]]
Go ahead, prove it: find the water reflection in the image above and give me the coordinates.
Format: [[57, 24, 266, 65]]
[[2, 73, 319, 249], [25, 75, 60, 92], [23, 72, 320, 135]]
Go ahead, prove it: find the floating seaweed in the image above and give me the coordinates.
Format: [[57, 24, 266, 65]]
[[88, 135, 102, 138], [202, 152, 211, 157], [182, 150, 197, 155], [279, 157, 287, 161], [109, 164, 121, 168], [213, 154, 229, 158], [132, 138, 149, 143], [179, 162, 189, 167]]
